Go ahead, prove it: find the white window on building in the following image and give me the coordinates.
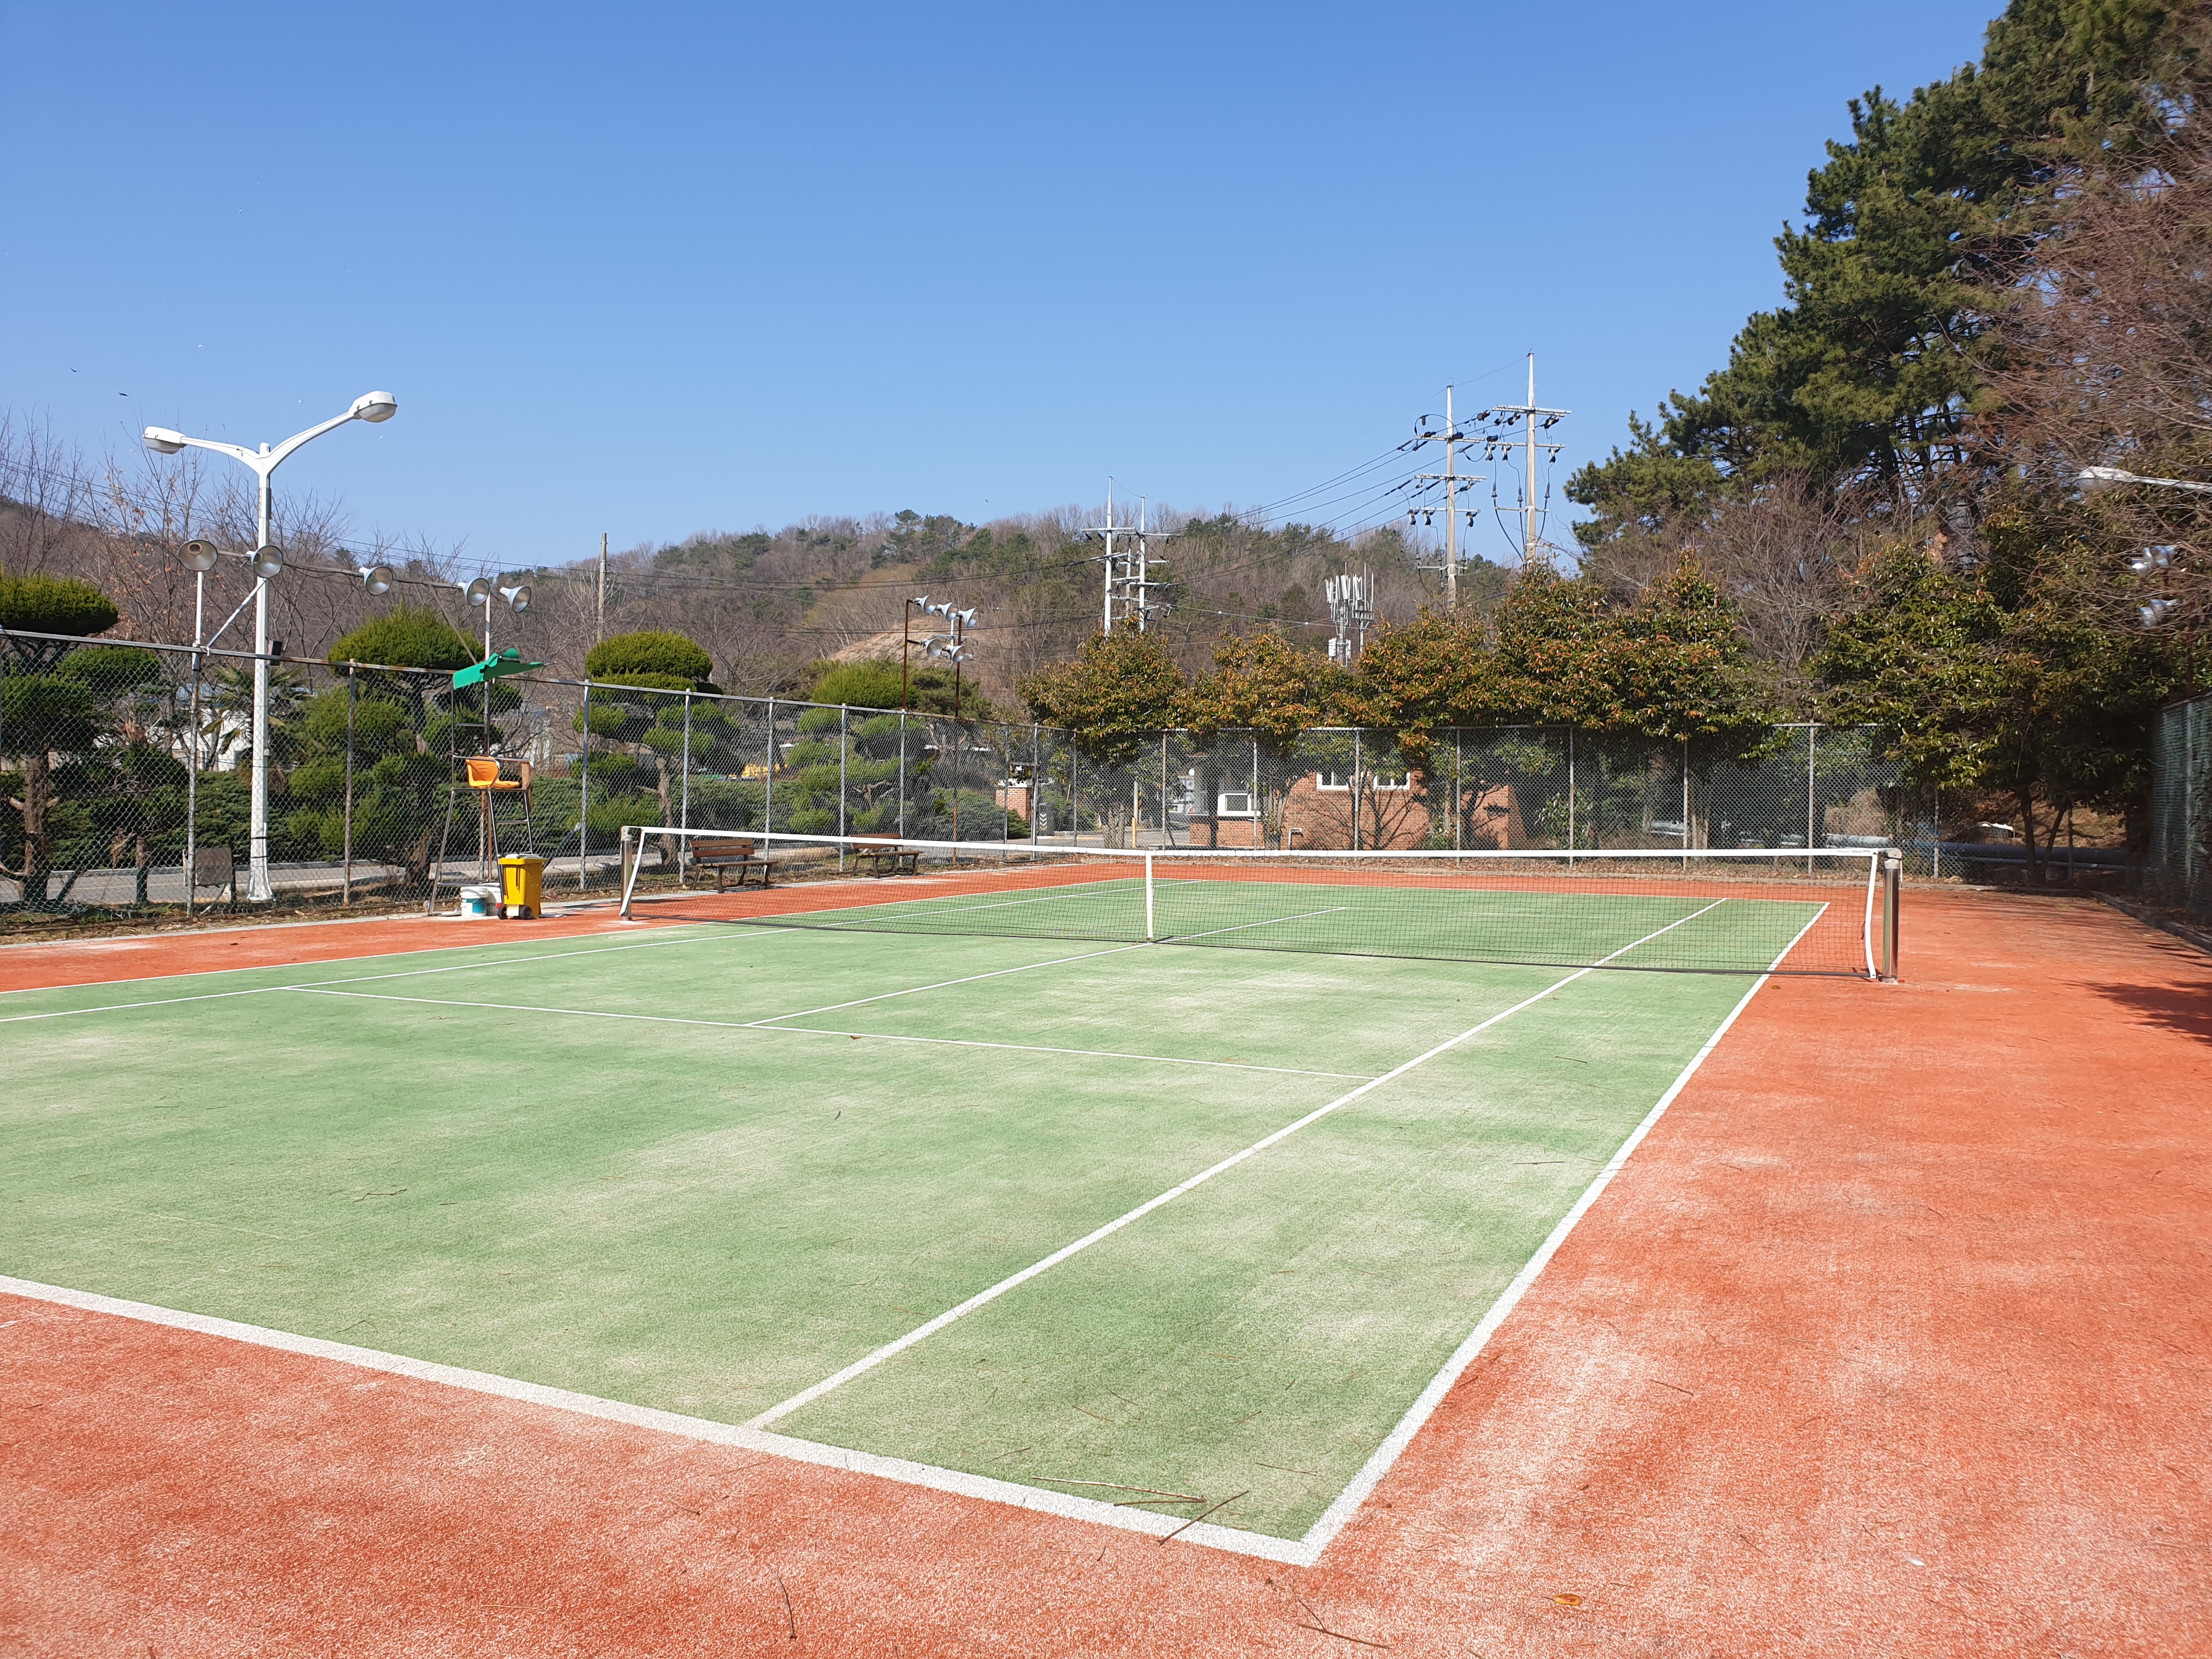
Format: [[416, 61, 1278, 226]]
[[1216, 791, 1257, 817], [1314, 769, 1409, 792]]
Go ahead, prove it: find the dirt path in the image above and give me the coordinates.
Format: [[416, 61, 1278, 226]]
[[2, 890, 2204, 1655]]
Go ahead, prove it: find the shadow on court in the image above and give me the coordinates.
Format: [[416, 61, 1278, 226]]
[[2081, 975, 2212, 1043]]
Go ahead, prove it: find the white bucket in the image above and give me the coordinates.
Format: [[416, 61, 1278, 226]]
[[458, 884, 499, 919]]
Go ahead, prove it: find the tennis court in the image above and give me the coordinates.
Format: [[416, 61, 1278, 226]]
[[1, 856, 1855, 1559]]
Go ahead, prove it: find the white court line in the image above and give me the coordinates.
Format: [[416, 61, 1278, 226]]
[[0, 897, 1818, 1566], [1169, 905, 1348, 941], [283, 988, 1374, 1081], [744, 898, 1730, 1433], [789, 879, 1143, 923], [0, 911, 724, 999], [747, 941, 1151, 1025], [0, 1274, 1304, 1559], [1290, 901, 1825, 1560], [0, 928, 798, 1026]]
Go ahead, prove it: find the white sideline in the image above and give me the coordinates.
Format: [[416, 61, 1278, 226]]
[[1289, 902, 1827, 1558], [744, 899, 1729, 1434], [0, 926, 794, 1024]]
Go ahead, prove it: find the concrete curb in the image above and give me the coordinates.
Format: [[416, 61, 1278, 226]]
[[2095, 891, 2212, 957]]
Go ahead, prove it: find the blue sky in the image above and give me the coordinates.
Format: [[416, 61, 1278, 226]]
[[2, 2, 2001, 573]]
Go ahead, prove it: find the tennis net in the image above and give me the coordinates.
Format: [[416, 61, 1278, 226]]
[[616, 828, 1900, 978]]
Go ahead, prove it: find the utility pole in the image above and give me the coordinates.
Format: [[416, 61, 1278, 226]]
[[1476, 354, 1571, 566], [596, 532, 608, 642], [1408, 385, 1483, 609], [1081, 479, 1178, 631]]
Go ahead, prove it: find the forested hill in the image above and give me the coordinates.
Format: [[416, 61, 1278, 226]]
[[572, 507, 1510, 705]]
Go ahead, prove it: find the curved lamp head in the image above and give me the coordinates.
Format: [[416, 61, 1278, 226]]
[[463, 576, 493, 606], [350, 390, 398, 424], [182, 539, 221, 573], [359, 565, 396, 596], [250, 543, 285, 579], [144, 426, 188, 455], [499, 582, 532, 613]]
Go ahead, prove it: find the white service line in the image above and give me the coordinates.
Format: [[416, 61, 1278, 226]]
[[747, 941, 1150, 1026], [792, 880, 1141, 923], [744, 898, 1729, 1432], [283, 987, 1373, 1081], [1169, 905, 1348, 941]]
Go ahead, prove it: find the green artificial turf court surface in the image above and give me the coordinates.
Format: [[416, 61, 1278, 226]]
[[1, 892, 1816, 1542]]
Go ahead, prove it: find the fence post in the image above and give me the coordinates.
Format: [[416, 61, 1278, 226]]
[[577, 682, 591, 889], [680, 689, 693, 839], [838, 704, 849, 870], [342, 664, 357, 906], [1681, 736, 1690, 871], [1567, 727, 1575, 861], [1807, 724, 1817, 874], [1161, 732, 1171, 849], [898, 708, 907, 837], [764, 696, 775, 835], [1352, 727, 1362, 853]]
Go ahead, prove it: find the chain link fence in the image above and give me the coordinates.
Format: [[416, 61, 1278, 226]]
[[2147, 691, 2211, 919], [5, 625, 1948, 926], [1064, 726, 1929, 870]]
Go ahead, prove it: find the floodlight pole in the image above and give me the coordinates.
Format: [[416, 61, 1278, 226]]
[[184, 565, 206, 919], [144, 394, 396, 899]]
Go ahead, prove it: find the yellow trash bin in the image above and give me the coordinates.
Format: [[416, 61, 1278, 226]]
[[499, 855, 546, 919]]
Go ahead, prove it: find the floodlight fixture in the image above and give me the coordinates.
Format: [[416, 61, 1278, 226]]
[[144, 426, 188, 455], [463, 575, 494, 606], [2130, 546, 2175, 575], [182, 539, 222, 573], [359, 564, 396, 596], [2141, 596, 2179, 628], [349, 390, 398, 423], [250, 543, 285, 579], [499, 581, 532, 613]]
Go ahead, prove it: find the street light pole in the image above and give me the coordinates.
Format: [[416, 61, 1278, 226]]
[[145, 392, 396, 900], [2079, 465, 2212, 496]]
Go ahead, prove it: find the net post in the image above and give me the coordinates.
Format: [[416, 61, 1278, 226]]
[[1144, 850, 1155, 941], [618, 826, 641, 919], [1880, 847, 1902, 980]]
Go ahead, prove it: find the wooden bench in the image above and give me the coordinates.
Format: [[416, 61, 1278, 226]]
[[689, 837, 771, 890], [849, 839, 921, 877]]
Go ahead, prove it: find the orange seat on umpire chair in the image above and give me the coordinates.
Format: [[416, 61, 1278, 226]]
[[465, 756, 529, 791]]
